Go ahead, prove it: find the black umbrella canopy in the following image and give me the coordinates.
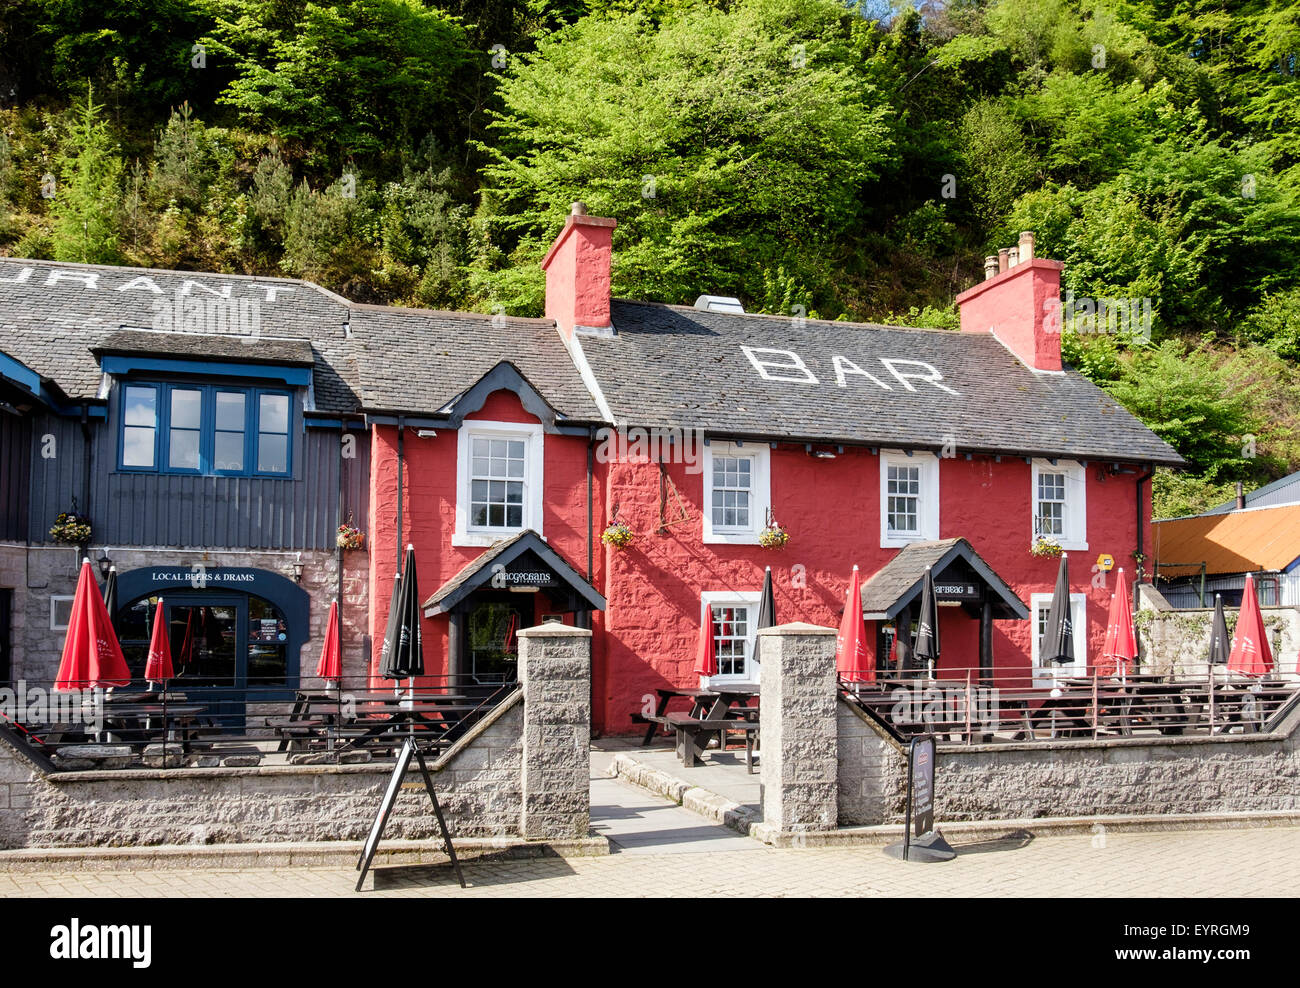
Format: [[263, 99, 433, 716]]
[[913, 566, 941, 665], [103, 567, 118, 629], [1040, 553, 1075, 665], [380, 546, 425, 680], [756, 567, 776, 632], [1209, 594, 1230, 665]]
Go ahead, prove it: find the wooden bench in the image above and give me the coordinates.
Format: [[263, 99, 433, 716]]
[[664, 712, 760, 773]]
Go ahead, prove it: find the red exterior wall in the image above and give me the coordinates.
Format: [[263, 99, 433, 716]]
[[957, 259, 1064, 372], [365, 391, 1151, 731], [366, 390, 603, 686]]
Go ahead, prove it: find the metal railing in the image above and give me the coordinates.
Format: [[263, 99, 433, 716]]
[[838, 665, 1300, 746], [0, 675, 516, 771]]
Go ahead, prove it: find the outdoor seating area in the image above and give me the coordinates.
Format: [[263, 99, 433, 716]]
[[633, 686, 760, 772], [840, 669, 1300, 745]]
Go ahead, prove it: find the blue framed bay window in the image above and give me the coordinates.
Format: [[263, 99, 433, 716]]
[[119, 382, 293, 477]]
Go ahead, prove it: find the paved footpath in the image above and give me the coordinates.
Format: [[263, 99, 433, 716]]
[[3, 764, 1298, 896]]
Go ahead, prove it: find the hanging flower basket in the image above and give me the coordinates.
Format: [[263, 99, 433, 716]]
[[49, 511, 92, 545], [336, 523, 365, 550], [759, 523, 790, 549], [1031, 535, 1063, 557], [601, 521, 634, 549]]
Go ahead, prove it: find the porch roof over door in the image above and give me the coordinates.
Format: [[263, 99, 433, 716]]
[[860, 537, 1028, 621]]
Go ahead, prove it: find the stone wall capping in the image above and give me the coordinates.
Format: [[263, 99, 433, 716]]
[[757, 622, 836, 637], [516, 623, 592, 638]]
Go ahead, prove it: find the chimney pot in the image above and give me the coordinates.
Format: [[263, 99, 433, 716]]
[[570, 201, 588, 216], [1236, 481, 1245, 510], [1018, 231, 1035, 262], [984, 256, 999, 280], [997, 248, 1009, 273], [1007, 246, 1020, 267]]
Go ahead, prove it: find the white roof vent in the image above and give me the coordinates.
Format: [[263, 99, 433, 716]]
[[693, 295, 745, 314]]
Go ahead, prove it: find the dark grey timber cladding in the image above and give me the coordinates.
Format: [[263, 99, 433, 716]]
[[0, 411, 31, 541], [28, 417, 369, 551]]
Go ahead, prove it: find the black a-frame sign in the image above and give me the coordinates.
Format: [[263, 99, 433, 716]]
[[355, 737, 466, 891]]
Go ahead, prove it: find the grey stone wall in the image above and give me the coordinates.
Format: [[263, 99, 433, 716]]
[[836, 696, 1300, 825], [518, 623, 591, 840], [0, 693, 525, 849], [759, 622, 839, 833], [3, 545, 367, 686], [1137, 585, 1300, 679]]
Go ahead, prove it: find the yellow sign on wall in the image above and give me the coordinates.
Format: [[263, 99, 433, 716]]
[[1096, 554, 1115, 572]]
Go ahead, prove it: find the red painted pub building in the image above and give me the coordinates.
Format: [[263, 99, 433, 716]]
[[0, 210, 1180, 735]]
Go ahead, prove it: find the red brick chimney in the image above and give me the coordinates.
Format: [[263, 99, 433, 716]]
[[956, 232, 1064, 372], [540, 202, 617, 340]]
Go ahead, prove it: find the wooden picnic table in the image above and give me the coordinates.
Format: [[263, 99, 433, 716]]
[[101, 703, 207, 751], [634, 686, 757, 746]]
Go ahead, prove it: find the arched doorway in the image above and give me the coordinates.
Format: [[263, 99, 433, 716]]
[[113, 566, 310, 729]]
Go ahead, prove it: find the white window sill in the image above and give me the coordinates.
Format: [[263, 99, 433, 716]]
[[881, 531, 935, 549], [453, 529, 530, 548], [703, 531, 762, 546]]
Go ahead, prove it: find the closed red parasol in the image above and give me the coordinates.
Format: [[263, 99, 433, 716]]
[[315, 600, 342, 683], [1098, 568, 1137, 677], [694, 605, 718, 677], [54, 559, 131, 691], [836, 565, 873, 683], [144, 599, 174, 683], [1227, 573, 1274, 677]]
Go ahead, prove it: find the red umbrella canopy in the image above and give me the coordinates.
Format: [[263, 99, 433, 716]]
[[54, 559, 131, 691], [315, 600, 342, 683], [1228, 573, 1274, 677], [694, 605, 718, 677], [144, 599, 175, 682], [836, 565, 873, 683], [1098, 568, 1137, 677]]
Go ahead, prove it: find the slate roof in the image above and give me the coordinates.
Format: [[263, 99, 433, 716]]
[[348, 305, 602, 421], [421, 529, 605, 614], [0, 258, 359, 412], [92, 329, 316, 366], [578, 300, 1183, 466], [858, 537, 1028, 620]]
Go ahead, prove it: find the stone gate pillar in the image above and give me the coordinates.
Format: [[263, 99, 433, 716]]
[[759, 622, 839, 833], [517, 623, 592, 839]]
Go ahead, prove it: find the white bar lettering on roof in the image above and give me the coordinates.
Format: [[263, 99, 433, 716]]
[[116, 276, 163, 294], [741, 346, 819, 384], [181, 279, 232, 299], [45, 270, 99, 289], [833, 355, 891, 391], [879, 357, 960, 396], [264, 286, 295, 302], [0, 266, 32, 284]]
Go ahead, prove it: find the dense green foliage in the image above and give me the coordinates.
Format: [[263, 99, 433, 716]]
[[3, 0, 1300, 516]]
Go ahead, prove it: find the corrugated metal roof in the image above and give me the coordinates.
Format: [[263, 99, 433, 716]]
[[1153, 502, 1300, 576]]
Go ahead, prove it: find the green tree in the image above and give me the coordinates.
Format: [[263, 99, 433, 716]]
[[209, 0, 470, 166], [474, 0, 893, 313], [50, 84, 124, 264]]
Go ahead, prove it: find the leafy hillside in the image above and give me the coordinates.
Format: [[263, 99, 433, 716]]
[[3, 0, 1300, 516]]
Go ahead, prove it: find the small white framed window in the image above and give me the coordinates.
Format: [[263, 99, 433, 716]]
[[1031, 459, 1087, 551], [454, 419, 544, 547], [50, 595, 74, 631], [699, 591, 762, 685], [702, 441, 770, 545], [1030, 591, 1088, 684], [879, 450, 939, 547]]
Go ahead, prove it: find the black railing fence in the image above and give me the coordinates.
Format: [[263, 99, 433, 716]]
[[0, 675, 516, 770], [839, 665, 1300, 745]]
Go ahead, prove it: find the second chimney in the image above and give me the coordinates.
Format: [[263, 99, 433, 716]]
[[540, 202, 617, 340], [957, 232, 1064, 372]]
